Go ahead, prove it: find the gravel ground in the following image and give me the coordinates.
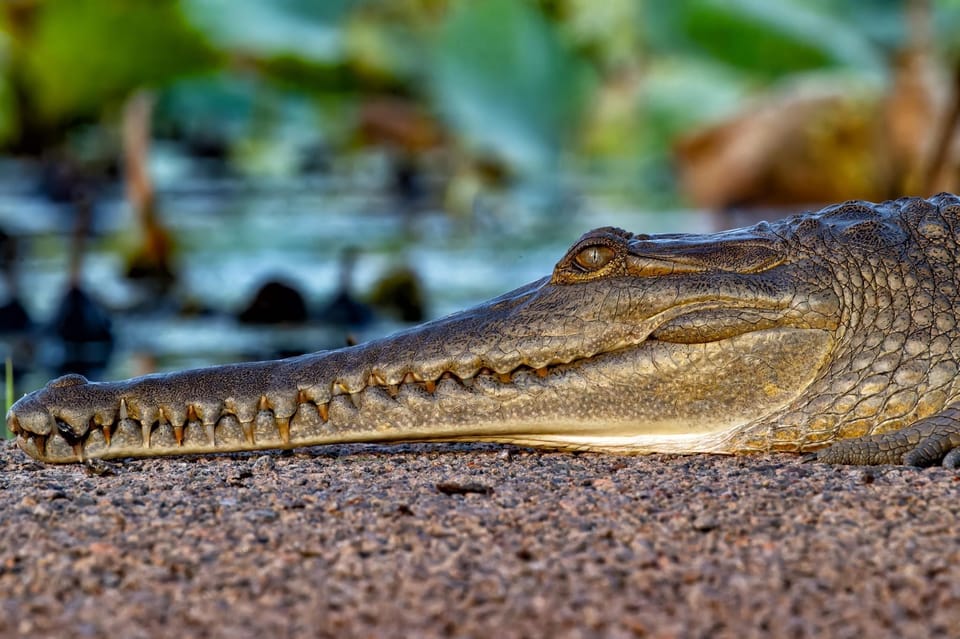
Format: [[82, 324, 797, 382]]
[[0, 439, 958, 638]]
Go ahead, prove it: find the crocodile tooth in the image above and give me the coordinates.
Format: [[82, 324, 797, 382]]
[[368, 372, 387, 387], [332, 382, 350, 396], [119, 398, 128, 420], [318, 403, 329, 422], [401, 372, 417, 385], [349, 393, 362, 409], [259, 396, 271, 411], [141, 422, 153, 448], [173, 424, 184, 447], [536, 367, 549, 378], [423, 380, 436, 394], [277, 417, 290, 444], [100, 420, 112, 447], [187, 405, 199, 422], [497, 372, 512, 383]]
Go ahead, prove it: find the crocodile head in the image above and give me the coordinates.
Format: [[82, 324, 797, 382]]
[[13, 195, 954, 463]]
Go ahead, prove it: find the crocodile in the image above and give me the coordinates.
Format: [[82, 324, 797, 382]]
[[8, 194, 960, 466]]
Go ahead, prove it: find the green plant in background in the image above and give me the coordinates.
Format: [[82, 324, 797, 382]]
[[18, 0, 218, 123], [647, 0, 885, 80], [2, 0, 960, 198], [430, 0, 595, 173], [0, 0, 218, 151]]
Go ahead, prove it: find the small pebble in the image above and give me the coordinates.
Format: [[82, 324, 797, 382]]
[[435, 481, 494, 496], [692, 514, 719, 532], [252, 455, 276, 474]]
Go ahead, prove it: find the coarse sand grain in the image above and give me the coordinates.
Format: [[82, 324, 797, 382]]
[[0, 439, 958, 638]]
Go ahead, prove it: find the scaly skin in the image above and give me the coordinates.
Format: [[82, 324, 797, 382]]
[[8, 195, 960, 466]]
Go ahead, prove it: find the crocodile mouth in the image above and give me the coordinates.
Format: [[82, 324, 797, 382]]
[[7, 300, 832, 463]]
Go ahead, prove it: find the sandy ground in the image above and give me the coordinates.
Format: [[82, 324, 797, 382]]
[[0, 439, 958, 639]]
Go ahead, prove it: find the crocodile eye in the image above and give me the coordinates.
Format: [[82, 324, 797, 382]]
[[573, 245, 615, 272]]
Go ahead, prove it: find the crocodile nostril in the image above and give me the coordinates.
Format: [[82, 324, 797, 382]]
[[46, 373, 90, 389]]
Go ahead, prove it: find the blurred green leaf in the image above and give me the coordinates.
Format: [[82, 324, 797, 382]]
[[431, 0, 596, 172], [644, 0, 884, 78], [184, 0, 359, 62], [21, 0, 217, 123]]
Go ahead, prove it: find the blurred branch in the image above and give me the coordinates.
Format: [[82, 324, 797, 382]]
[[922, 64, 960, 194]]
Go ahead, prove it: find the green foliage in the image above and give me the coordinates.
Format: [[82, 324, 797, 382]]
[[183, 0, 359, 62], [20, 0, 218, 124], [643, 0, 884, 79], [0, 72, 16, 147], [430, 0, 596, 172]]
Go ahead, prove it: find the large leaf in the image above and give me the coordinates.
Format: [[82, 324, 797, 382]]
[[643, 0, 885, 78], [430, 0, 595, 172], [20, 0, 217, 123], [183, 0, 359, 62]]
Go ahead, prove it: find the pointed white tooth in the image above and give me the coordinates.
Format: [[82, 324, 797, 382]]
[[119, 398, 128, 420]]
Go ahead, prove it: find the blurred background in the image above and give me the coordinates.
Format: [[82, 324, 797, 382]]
[[0, 0, 959, 398]]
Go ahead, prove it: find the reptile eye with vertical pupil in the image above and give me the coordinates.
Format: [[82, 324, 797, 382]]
[[573, 245, 615, 272]]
